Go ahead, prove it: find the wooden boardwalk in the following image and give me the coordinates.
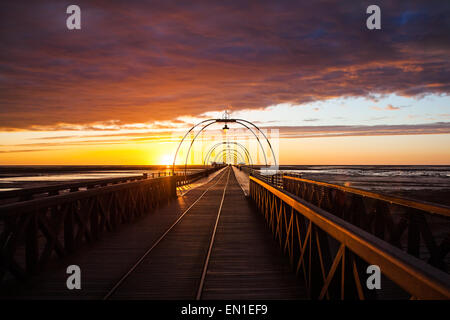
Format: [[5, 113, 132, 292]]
[[201, 169, 306, 299], [1, 167, 306, 300]]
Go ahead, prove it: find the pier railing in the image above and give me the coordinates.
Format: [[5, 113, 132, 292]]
[[0, 167, 223, 283], [0, 167, 224, 205], [282, 175, 450, 273], [175, 166, 225, 187], [237, 165, 283, 188], [249, 175, 450, 300], [0, 174, 149, 204], [238, 165, 450, 273]]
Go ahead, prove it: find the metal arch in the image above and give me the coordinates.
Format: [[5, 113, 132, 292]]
[[235, 119, 277, 167], [180, 120, 268, 175], [172, 116, 276, 175], [183, 120, 218, 176], [217, 153, 239, 165], [226, 151, 241, 164], [213, 149, 244, 164], [172, 119, 216, 174], [204, 143, 248, 165], [204, 145, 251, 166], [219, 153, 239, 165], [184, 120, 267, 173], [203, 142, 253, 166], [232, 120, 268, 166], [214, 148, 247, 165]]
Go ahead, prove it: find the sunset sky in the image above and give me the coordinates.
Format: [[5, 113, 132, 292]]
[[0, 0, 449, 165]]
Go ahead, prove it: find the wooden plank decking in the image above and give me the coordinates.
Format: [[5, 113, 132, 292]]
[[201, 169, 306, 299]]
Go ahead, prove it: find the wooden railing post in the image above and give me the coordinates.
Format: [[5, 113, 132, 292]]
[[25, 214, 39, 274], [64, 205, 75, 253]]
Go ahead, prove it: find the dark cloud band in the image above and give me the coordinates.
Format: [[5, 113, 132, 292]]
[[0, 0, 449, 129]]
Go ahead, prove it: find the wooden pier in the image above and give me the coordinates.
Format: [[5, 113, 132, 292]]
[[0, 166, 449, 300]]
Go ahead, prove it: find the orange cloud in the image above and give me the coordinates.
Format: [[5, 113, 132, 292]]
[[386, 104, 400, 110]]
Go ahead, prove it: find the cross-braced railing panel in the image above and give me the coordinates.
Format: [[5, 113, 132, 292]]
[[0, 176, 176, 284], [251, 171, 283, 189], [250, 176, 450, 300], [283, 175, 450, 273]]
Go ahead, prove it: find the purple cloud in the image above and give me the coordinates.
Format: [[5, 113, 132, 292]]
[[0, 0, 448, 129]]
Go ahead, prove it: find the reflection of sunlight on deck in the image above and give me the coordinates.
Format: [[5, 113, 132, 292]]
[[177, 184, 192, 197]]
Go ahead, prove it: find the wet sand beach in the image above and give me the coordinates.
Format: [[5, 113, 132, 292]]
[[281, 165, 450, 206]]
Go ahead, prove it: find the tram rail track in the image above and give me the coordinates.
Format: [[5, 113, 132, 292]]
[[103, 166, 231, 300]]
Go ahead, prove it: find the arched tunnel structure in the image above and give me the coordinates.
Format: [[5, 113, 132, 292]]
[[203, 141, 253, 167], [172, 115, 277, 175]]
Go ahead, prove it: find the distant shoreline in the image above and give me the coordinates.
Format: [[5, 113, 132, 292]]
[[0, 165, 207, 175], [0, 164, 449, 173]]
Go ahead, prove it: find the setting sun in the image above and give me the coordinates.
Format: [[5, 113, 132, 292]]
[[160, 154, 174, 166]]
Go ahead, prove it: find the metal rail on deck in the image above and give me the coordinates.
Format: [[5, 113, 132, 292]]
[[249, 175, 450, 300], [0, 167, 223, 283]]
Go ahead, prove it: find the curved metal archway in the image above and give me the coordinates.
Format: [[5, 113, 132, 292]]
[[181, 119, 268, 175], [172, 115, 277, 175], [213, 148, 246, 165], [205, 145, 247, 165], [213, 149, 242, 165], [205, 144, 251, 166], [213, 152, 238, 164], [203, 142, 253, 166], [235, 119, 277, 166]]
